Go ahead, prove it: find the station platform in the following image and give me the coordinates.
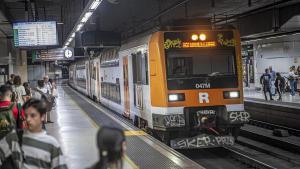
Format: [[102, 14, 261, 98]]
[[244, 87, 300, 105], [243, 87, 300, 130], [45, 83, 204, 169]]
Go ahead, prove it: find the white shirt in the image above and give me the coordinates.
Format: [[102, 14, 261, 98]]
[[32, 87, 48, 100], [12, 85, 26, 105]]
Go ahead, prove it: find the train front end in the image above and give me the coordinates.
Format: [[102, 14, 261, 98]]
[[149, 30, 250, 149]]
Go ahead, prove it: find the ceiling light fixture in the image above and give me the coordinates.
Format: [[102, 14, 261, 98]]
[[90, 0, 101, 10]]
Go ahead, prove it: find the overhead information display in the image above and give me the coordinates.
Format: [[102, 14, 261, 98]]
[[13, 21, 58, 47]]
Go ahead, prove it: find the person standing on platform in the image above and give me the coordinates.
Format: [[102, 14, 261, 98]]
[[6, 74, 15, 86], [22, 99, 68, 169], [88, 126, 126, 169], [288, 66, 297, 96], [0, 85, 23, 169], [269, 66, 276, 96], [34, 80, 54, 124], [275, 72, 284, 101], [44, 75, 52, 95], [260, 68, 273, 100], [12, 76, 27, 106]]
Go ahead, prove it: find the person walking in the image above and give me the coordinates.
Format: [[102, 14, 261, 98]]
[[275, 72, 284, 100], [296, 66, 300, 95], [269, 66, 276, 96], [288, 66, 298, 96], [260, 68, 273, 100], [21, 98, 68, 169]]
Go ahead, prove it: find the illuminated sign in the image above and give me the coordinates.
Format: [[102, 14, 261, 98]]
[[182, 41, 216, 48], [13, 21, 58, 47], [164, 31, 236, 49], [217, 34, 235, 47]]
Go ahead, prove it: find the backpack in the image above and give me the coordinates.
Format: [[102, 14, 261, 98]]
[[262, 74, 270, 84], [0, 103, 16, 140], [11, 86, 20, 103]]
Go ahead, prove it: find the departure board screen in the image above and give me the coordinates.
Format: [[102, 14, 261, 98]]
[[13, 21, 58, 47]]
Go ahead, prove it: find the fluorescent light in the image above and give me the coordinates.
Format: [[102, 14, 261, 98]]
[[90, 0, 101, 10], [71, 33, 75, 38], [63, 46, 67, 49], [81, 12, 93, 23], [68, 38, 73, 43], [76, 23, 84, 32]]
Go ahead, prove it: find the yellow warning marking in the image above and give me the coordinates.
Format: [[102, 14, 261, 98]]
[[124, 130, 147, 136], [124, 155, 140, 169]]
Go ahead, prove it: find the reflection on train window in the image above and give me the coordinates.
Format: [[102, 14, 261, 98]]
[[132, 52, 148, 85], [101, 82, 121, 104], [100, 50, 119, 67], [166, 49, 236, 78], [92, 66, 96, 80], [76, 65, 87, 89]]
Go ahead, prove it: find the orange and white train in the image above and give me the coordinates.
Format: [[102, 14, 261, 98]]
[[69, 28, 250, 149]]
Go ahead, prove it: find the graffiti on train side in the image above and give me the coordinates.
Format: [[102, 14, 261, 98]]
[[163, 114, 185, 127], [229, 111, 250, 123], [171, 135, 234, 149]]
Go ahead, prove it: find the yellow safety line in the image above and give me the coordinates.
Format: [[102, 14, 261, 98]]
[[65, 88, 140, 169], [124, 130, 147, 136], [124, 155, 140, 169]]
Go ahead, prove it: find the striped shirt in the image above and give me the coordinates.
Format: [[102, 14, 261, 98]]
[[22, 130, 68, 169], [0, 129, 23, 169]]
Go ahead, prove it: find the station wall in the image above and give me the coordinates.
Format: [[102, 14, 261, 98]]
[[252, 40, 300, 87]]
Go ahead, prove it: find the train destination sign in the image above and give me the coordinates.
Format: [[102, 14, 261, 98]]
[[164, 31, 235, 50], [13, 21, 58, 47]]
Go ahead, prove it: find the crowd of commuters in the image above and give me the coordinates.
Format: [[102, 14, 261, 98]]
[[0, 74, 126, 169], [260, 66, 300, 101]]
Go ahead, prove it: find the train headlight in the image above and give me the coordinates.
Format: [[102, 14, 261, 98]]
[[168, 93, 185, 102], [223, 91, 240, 99], [199, 33, 206, 41], [191, 34, 198, 41]]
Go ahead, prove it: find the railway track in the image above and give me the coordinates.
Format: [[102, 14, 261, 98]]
[[248, 119, 300, 137], [224, 146, 278, 169]]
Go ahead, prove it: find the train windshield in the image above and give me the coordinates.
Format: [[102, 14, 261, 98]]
[[166, 49, 237, 79]]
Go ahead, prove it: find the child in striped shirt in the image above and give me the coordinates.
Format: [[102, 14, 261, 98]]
[[22, 99, 68, 169]]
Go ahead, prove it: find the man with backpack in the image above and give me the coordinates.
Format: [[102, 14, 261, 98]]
[[0, 85, 23, 168], [260, 68, 273, 100]]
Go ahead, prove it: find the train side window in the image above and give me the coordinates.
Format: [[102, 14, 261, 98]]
[[132, 52, 148, 85]]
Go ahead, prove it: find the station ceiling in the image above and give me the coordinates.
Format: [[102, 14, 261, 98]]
[[1, 0, 300, 45]]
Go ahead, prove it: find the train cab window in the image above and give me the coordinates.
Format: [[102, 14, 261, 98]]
[[132, 52, 148, 85], [166, 49, 236, 78]]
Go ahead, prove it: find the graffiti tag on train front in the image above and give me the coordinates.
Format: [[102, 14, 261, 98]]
[[163, 114, 185, 127], [170, 135, 234, 149], [229, 111, 250, 123]]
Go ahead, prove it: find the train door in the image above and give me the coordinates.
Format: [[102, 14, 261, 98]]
[[96, 61, 100, 100], [86, 62, 90, 95], [123, 56, 130, 118]]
